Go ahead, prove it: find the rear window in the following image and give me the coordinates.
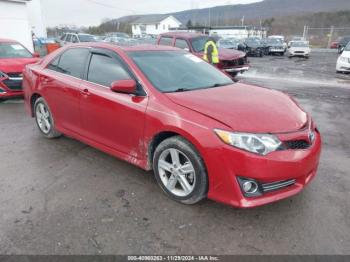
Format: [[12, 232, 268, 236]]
[[159, 37, 173, 46]]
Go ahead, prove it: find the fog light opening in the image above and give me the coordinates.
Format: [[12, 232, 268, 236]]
[[242, 181, 258, 194]]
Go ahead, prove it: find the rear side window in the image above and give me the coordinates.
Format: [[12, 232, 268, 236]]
[[159, 37, 173, 46], [66, 34, 72, 42], [51, 48, 89, 78], [87, 54, 131, 87], [60, 34, 66, 41], [175, 39, 189, 50]]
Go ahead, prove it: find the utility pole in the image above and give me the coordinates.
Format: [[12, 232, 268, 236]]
[[241, 16, 245, 26], [327, 26, 334, 48], [208, 8, 211, 27], [303, 25, 307, 39]]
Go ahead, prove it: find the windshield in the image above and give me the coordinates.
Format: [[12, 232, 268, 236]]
[[344, 42, 350, 51], [191, 36, 209, 52], [128, 51, 233, 93], [267, 38, 282, 44], [78, 35, 97, 42], [246, 38, 261, 45], [0, 43, 33, 58], [291, 41, 309, 47]]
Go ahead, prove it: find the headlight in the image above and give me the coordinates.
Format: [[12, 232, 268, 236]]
[[0, 71, 8, 79], [340, 56, 350, 63], [214, 129, 282, 155]]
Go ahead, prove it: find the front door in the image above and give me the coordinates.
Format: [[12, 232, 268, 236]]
[[79, 49, 148, 158]]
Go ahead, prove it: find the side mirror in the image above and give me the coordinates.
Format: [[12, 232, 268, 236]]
[[33, 52, 40, 58], [340, 47, 344, 54], [184, 47, 190, 52], [111, 79, 136, 94]]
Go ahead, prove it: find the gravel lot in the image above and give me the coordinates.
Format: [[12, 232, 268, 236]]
[[0, 50, 349, 255]]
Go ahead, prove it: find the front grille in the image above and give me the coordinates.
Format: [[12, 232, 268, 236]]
[[6, 72, 22, 78], [262, 179, 296, 193], [3, 79, 22, 90], [284, 140, 310, 150], [295, 51, 305, 54], [223, 56, 247, 67]]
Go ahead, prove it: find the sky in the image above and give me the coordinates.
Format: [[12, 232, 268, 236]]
[[41, 0, 263, 27]]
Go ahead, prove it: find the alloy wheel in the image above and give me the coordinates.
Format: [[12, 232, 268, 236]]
[[157, 148, 196, 197], [35, 102, 51, 134]]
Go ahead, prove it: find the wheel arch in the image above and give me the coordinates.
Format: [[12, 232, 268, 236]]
[[30, 93, 42, 117], [147, 127, 206, 172]]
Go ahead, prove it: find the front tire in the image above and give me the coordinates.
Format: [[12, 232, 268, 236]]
[[0, 99, 7, 103], [153, 136, 208, 205], [34, 97, 61, 138]]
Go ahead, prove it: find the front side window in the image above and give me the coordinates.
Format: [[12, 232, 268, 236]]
[[159, 37, 173, 46], [128, 51, 233, 93], [0, 43, 33, 58], [49, 48, 89, 78], [175, 39, 189, 50], [87, 54, 131, 87]]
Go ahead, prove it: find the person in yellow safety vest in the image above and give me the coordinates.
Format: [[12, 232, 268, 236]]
[[203, 38, 219, 65]]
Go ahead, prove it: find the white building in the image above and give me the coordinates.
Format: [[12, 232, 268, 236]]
[[132, 15, 182, 37], [209, 26, 267, 39], [0, 0, 45, 52]]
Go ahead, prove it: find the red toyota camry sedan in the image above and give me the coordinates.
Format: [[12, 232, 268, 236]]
[[23, 43, 321, 208]]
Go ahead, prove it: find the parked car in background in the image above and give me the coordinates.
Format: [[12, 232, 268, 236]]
[[0, 38, 40, 102], [107, 32, 131, 39], [218, 38, 245, 51], [268, 35, 287, 51], [105, 36, 138, 46], [243, 38, 264, 57], [157, 32, 249, 77], [288, 41, 311, 58], [330, 40, 339, 49], [266, 38, 285, 56], [338, 36, 350, 54], [23, 42, 321, 208], [59, 33, 96, 46], [336, 42, 350, 73]]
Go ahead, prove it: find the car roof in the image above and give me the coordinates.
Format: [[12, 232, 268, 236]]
[[64, 42, 180, 52], [160, 32, 206, 40], [0, 38, 18, 43]]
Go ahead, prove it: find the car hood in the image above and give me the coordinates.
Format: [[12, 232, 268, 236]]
[[197, 48, 245, 60], [165, 84, 308, 133], [0, 57, 40, 73], [290, 47, 310, 52], [341, 50, 350, 59]]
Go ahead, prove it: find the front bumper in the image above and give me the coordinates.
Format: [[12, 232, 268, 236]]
[[224, 66, 250, 73], [0, 76, 24, 99], [289, 52, 310, 57], [203, 128, 322, 208], [336, 60, 350, 72]]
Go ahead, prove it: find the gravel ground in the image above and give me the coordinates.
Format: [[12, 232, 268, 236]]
[[0, 50, 349, 255]]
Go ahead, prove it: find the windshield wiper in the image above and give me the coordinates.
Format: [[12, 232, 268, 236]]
[[207, 83, 232, 88], [168, 88, 192, 93]]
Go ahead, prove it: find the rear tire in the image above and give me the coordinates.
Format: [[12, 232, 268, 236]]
[[34, 97, 61, 139], [153, 136, 208, 205]]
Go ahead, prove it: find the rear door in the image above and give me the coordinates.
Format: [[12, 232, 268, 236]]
[[79, 48, 148, 157], [40, 47, 90, 133]]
